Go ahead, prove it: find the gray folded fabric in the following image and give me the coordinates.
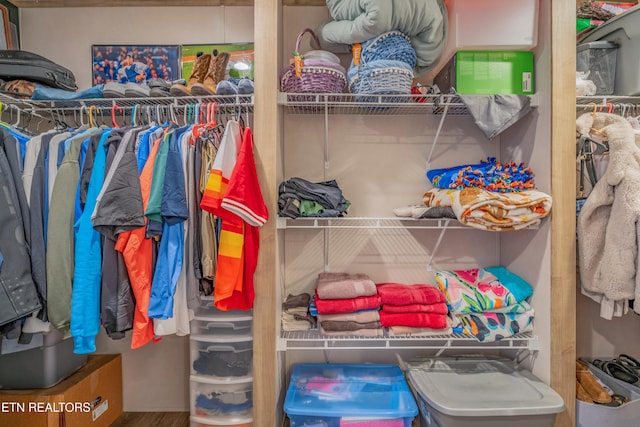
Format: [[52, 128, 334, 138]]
[[321, 320, 381, 331], [459, 94, 532, 140], [283, 293, 311, 310]]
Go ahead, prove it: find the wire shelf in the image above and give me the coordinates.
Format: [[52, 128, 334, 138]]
[[279, 92, 538, 116], [276, 217, 539, 231], [577, 95, 640, 112], [279, 329, 537, 351], [278, 92, 470, 116], [0, 92, 254, 111], [277, 217, 465, 230]]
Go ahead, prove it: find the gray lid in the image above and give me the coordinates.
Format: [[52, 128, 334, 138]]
[[577, 41, 618, 52], [406, 357, 565, 417]]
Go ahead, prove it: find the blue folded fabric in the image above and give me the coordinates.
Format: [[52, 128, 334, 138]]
[[32, 84, 104, 101], [195, 394, 252, 412], [485, 266, 533, 302], [426, 157, 535, 193]]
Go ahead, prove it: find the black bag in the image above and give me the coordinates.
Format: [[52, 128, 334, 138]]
[[0, 50, 77, 91]]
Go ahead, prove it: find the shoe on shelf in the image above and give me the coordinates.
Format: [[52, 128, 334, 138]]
[[576, 378, 593, 403], [237, 78, 254, 94], [124, 82, 150, 98], [171, 52, 211, 97], [592, 358, 640, 385], [617, 354, 640, 375], [191, 50, 230, 96], [150, 87, 171, 98], [576, 360, 613, 404], [103, 82, 126, 98], [216, 80, 239, 96]]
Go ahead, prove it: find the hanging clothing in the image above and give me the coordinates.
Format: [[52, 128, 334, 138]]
[[47, 128, 102, 335], [71, 130, 112, 353], [0, 129, 41, 328], [115, 133, 163, 349]]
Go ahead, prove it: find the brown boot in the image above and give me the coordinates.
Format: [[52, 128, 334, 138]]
[[576, 360, 612, 404], [191, 50, 230, 96], [170, 52, 211, 97], [576, 379, 593, 403]]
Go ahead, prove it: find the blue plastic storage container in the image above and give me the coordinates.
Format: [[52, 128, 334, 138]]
[[284, 363, 418, 427]]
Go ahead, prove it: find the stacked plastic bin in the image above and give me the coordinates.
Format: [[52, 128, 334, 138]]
[[189, 297, 253, 427]]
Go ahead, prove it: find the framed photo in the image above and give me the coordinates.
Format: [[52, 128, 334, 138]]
[[91, 44, 181, 86], [181, 43, 254, 81], [0, 1, 18, 50]]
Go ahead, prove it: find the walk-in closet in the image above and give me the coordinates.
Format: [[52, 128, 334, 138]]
[[0, 1, 579, 426]]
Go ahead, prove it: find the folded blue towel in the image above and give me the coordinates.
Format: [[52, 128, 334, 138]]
[[485, 266, 533, 302]]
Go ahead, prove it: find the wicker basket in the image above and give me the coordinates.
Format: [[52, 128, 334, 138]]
[[359, 30, 416, 69], [280, 28, 347, 100], [347, 59, 414, 103]]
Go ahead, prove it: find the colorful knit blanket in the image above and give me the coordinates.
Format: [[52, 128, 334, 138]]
[[427, 157, 535, 193]]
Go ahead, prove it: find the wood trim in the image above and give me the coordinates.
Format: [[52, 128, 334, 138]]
[[283, 0, 324, 5], [253, 0, 279, 425], [551, 0, 577, 425], [8, 0, 253, 7]]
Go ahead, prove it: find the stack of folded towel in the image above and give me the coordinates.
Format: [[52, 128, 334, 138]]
[[435, 266, 535, 342], [376, 283, 450, 336], [282, 293, 316, 332], [314, 272, 382, 337]]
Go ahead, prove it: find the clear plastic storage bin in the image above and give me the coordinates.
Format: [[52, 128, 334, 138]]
[[190, 313, 252, 336], [284, 363, 418, 427], [190, 334, 253, 381], [577, 41, 618, 95], [406, 356, 565, 427], [190, 377, 253, 426]]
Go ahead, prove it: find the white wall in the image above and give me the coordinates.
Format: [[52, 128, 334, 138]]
[[19, 6, 254, 412], [20, 6, 254, 91]]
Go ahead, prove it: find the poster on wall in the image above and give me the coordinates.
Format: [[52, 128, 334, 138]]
[[181, 43, 254, 82], [0, 1, 18, 50], [91, 44, 181, 86]]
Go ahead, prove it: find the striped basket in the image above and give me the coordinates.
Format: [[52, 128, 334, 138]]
[[280, 28, 347, 101], [347, 59, 414, 103], [359, 30, 416, 69]]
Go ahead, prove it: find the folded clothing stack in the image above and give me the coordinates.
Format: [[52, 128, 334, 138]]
[[314, 272, 382, 337], [376, 283, 450, 336], [282, 293, 316, 332], [278, 177, 350, 218], [435, 267, 535, 342]]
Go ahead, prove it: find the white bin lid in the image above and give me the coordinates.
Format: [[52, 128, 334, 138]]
[[406, 357, 565, 417]]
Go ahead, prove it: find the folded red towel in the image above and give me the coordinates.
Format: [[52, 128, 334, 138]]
[[314, 291, 381, 314], [382, 302, 448, 314], [379, 311, 449, 329], [376, 283, 446, 305]]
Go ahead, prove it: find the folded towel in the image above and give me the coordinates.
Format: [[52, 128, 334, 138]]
[[320, 320, 381, 332], [379, 311, 448, 329], [485, 266, 533, 303], [314, 291, 381, 315], [381, 302, 448, 314], [388, 321, 452, 337], [435, 268, 532, 314], [316, 272, 377, 299], [320, 327, 384, 337], [283, 293, 311, 310], [452, 301, 535, 342], [317, 311, 380, 323], [423, 187, 552, 231], [376, 283, 445, 306], [282, 312, 316, 331]]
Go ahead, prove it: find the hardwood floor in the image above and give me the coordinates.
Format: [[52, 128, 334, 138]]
[[110, 412, 190, 427]]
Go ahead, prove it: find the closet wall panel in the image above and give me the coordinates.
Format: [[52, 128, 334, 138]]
[[20, 6, 254, 90], [18, 6, 254, 411]]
